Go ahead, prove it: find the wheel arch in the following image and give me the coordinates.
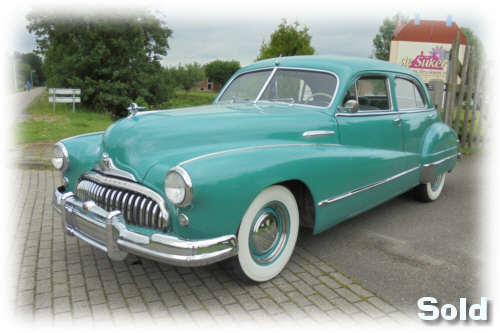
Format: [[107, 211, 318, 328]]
[[277, 180, 316, 230]]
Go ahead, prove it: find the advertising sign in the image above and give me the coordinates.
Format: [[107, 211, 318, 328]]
[[391, 41, 465, 83]]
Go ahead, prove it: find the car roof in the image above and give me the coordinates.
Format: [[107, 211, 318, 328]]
[[241, 55, 419, 80]]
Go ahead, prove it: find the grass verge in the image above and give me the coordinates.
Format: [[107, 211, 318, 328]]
[[14, 90, 114, 144], [13, 90, 218, 144]]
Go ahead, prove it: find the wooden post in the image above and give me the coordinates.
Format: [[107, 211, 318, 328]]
[[449, 34, 461, 126], [454, 42, 470, 134], [461, 49, 476, 147], [444, 34, 461, 126], [474, 62, 487, 147]]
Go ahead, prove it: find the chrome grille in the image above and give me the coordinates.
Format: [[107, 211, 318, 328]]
[[76, 178, 168, 232]]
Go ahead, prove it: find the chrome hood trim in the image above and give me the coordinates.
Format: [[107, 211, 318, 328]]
[[94, 152, 137, 182]]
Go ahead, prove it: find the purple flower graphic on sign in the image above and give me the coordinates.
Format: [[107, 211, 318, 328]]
[[429, 45, 446, 60]]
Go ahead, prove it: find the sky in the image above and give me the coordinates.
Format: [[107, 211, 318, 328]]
[[3, 0, 496, 69]]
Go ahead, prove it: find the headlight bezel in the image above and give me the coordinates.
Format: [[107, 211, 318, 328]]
[[165, 165, 193, 207], [52, 142, 69, 172]]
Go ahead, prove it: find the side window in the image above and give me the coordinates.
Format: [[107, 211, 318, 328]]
[[343, 76, 391, 111], [395, 78, 427, 110]]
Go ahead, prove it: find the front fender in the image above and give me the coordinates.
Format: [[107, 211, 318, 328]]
[[60, 132, 104, 192], [143, 144, 351, 240]]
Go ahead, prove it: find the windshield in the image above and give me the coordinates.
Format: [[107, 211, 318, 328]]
[[218, 68, 337, 108], [217, 69, 273, 103]]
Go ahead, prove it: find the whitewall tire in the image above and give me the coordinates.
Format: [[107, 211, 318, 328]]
[[229, 185, 299, 284], [415, 172, 446, 202]]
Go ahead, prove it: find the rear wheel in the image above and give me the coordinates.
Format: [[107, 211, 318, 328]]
[[414, 172, 446, 202], [228, 185, 299, 284]]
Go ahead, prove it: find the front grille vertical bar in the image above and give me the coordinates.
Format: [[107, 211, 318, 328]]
[[121, 192, 130, 222], [145, 201, 153, 228], [97, 186, 106, 206], [151, 205, 159, 230], [128, 194, 136, 225], [109, 190, 117, 211], [93, 184, 100, 203], [85, 181, 92, 201], [134, 196, 142, 226], [82, 181, 89, 201], [115, 191, 123, 212]]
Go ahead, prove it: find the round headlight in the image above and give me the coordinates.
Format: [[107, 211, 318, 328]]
[[52, 143, 69, 171], [165, 166, 193, 207]]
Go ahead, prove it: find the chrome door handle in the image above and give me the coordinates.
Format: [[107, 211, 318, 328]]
[[394, 118, 402, 122], [427, 114, 436, 119]]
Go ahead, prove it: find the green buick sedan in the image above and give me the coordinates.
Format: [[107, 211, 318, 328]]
[[52, 56, 459, 283]]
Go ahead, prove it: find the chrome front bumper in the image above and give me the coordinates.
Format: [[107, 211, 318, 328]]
[[52, 187, 238, 266]]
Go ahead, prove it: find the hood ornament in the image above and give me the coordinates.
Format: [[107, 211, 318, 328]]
[[96, 152, 137, 182], [101, 153, 111, 171], [127, 102, 147, 117]]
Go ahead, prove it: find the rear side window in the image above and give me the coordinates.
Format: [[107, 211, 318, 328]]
[[395, 78, 427, 110]]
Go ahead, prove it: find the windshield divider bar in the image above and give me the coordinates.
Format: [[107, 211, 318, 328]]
[[254, 67, 279, 103]]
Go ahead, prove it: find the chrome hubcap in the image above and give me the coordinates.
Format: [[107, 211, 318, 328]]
[[252, 213, 279, 253], [249, 202, 289, 265]]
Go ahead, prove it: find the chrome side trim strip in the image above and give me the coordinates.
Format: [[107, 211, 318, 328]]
[[397, 108, 434, 114], [302, 130, 335, 139], [318, 166, 420, 207], [422, 153, 459, 168], [179, 144, 339, 166], [336, 111, 397, 117]]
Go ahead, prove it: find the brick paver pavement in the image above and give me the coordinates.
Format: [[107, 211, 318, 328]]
[[3, 170, 415, 329]]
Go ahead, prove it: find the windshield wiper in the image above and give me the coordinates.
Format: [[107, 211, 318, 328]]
[[267, 98, 295, 106], [229, 96, 250, 104]]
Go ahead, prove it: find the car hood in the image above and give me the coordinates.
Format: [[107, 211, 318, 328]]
[[101, 103, 334, 182]]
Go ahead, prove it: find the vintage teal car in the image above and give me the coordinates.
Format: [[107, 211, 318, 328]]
[[52, 56, 459, 283]]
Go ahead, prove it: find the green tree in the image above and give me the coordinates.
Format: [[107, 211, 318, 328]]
[[372, 13, 409, 60], [256, 19, 315, 61], [170, 62, 205, 96], [204, 60, 241, 86], [460, 27, 484, 76], [27, 7, 174, 117], [16, 52, 45, 86]]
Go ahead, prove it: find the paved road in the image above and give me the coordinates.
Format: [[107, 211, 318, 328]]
[[298, 156, 488, 315], [3, 158, 489, 330], [4, 170, 414, 330], [6, 87, 45, 123]]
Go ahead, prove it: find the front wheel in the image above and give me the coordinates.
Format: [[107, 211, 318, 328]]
[[414, 172, 446, 202], [228, 185, 299, 284]]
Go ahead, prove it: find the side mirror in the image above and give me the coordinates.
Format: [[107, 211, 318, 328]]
[[343, 100, 359, 114]]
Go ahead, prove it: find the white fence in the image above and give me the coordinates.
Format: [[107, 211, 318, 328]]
[[48, 88, 81, 113]]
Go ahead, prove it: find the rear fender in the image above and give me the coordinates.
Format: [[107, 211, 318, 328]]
[[419, 123, 459, 183]]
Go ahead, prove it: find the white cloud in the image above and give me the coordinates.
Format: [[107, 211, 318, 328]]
[[4, 0, 492, 67]]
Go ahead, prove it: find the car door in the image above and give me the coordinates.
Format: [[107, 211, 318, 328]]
[[393, 75, 440, 170], [335, 74, 409, 216]]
